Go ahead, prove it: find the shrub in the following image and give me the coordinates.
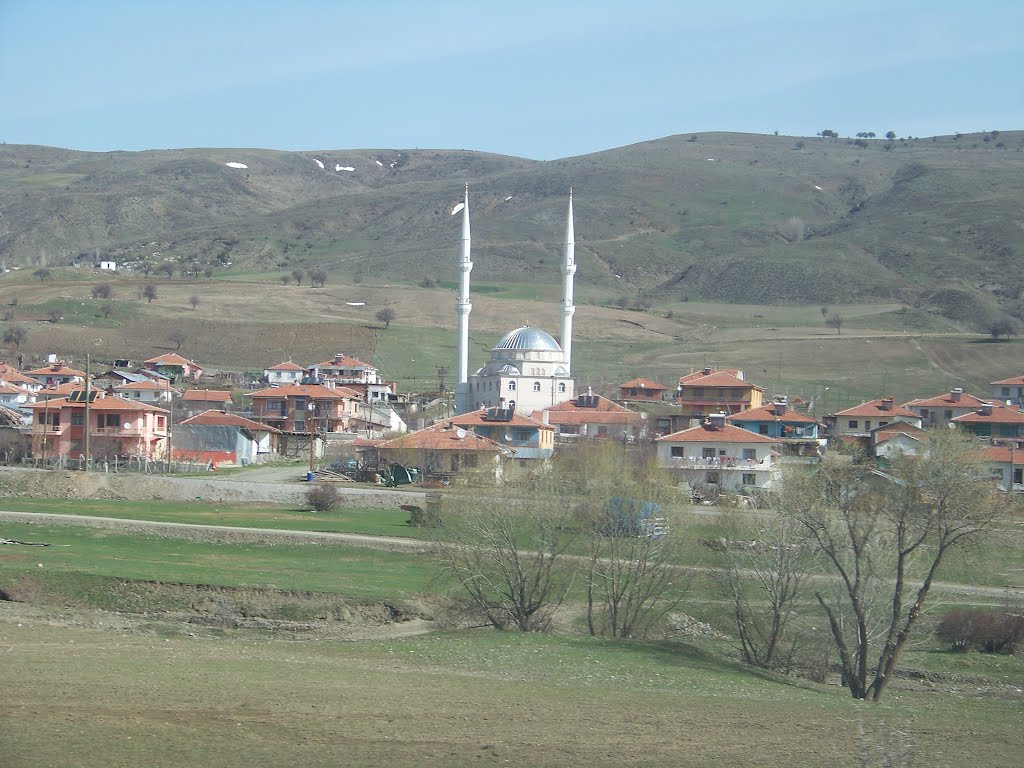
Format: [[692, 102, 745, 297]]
[[305, 484, 341, 512], [935, 609, 1024, 653]]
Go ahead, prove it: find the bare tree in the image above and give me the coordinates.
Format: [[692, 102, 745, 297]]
[[280, 274, 292, 286], [782, 431, 1003, 701], [143, 284, 158, 303], [375, 307, 396, 328], [158, 263, 175, 278], [100, 302, 115, 318], [33, 268, 51, 281], [433, 481, 577, 632], [189, 295, 200, 311], [309, 268, 327, 288], [291, 269, 304, 286], [168, 329, 187, 350], [3, 325, 28, 350], [203, 266, 215, 279], [47, 308, 64, 323], [91, 284, 113, 299], [826, 314, 844, 335]]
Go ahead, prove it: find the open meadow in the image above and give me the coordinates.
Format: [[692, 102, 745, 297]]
[[1, 493, 1022, 768]]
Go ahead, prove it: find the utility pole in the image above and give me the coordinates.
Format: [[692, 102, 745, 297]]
[[307, 400, 316, 475], [83, 354, 91, 471]]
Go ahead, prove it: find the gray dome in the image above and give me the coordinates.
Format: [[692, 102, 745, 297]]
[[497, 363, 522, 375], [494, 326, 562, 352]]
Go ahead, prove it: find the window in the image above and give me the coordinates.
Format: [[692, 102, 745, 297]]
[[758, 424, 769, 435], [268, 400, 284, 414], [508, 381, 516, 391], [71, 412, 84, 425], [848, 420, 858, 429], [692, 388, 704, 397], [702, 447, 716, 459], [533, 381, 541, 392], [742, 473, 757, 486], [559, 425, 578, 435], [1002, 387, 1010, 398], [944, 410, 953, 420], [597, 426, 608, 435], [514, 429, 530, 441], [863, 421, 870, 430], [670, 446, 685, 458], [743, 448, 756, 461], [558, 383, 566, 393], [1014, 468, 1023, 485], [294, 397, 307, 412], [705, 471, 719, 484]]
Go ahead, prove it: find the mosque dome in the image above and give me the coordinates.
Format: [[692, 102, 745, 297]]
[[494, 326, 562, 353]]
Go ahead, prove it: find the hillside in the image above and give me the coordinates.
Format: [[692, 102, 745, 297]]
[[1, 131, 1022, 330]]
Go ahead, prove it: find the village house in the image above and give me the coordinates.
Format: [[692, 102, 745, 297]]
[[248, 383, 359, 434], [372, 420, 514, 481], [143, 353, 204, 382], [952, 402, 1024, 440], [26, 390, 169, 460], [0, 382, 35, 408], [870, 422, 928, 461], [675, 367, 765, 419], [448, 405, 556, 460], [991, 375, 1024, 408], [0, 364, 44, 394], [24, 362, 86, 387], [655, 413, 778, 491], [174, 410, 280, 466], [112, 379, 177, 404], [726, 397, 824, 458], [618, 377, 671, 403], [824, 397, 922, 439], [903, 387, 990, 426], [309, 353, 394, 404], [350, 402, 408, 438], [534, 390, 646, 441], [180, 389, 233, 418], [264, 361, 307, 385], [981, 445, 1023, 491]]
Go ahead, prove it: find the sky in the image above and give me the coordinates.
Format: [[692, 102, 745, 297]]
[[1, 0, 1022, 160]]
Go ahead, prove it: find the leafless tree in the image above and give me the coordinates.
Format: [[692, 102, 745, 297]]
[[280, 274, 292, 286], [47, 309, 64, 323], [782, 430, 1003, 701], [100, 302, 115, 318], [3, 325, 28, 350], [189, 295, 200, 311], [826, 314, 844, 335], [158, 262, 175, 278], [203, 266, 215, 279], [168, 329, 187, 350], [91, 284, 113, 299], [375, 307, 396, 328], [143, 284, 158, 303], [291, 269, 304, 286], [309, 268, 327, 287]]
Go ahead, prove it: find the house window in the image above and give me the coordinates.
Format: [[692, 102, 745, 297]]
[[742, 473, 757, 486], [1002, 387, 1010, 397], [944, 410, 953, 420], [702, 447, 715, 459], [848, 420, 858, 429], [156, 416, 166, 430], [268, 400, 285, 414], [692, 388, 704, 397], [558, 383, 566, 393], [294, 398, 306, 412], [514, 429, 530, 441], [559, 425, 578, 435], [597, 426, 608, 435], [71, 412, 84, 425], [508, 381, 516, 391], [758, 424, 769, 435], [743, 448, 756, 461], [1014, 468, 1023, 485], [533, 381, 541, 392], [670, 446, 685, 458], [706, 471, 719, 484], [863, 421, 871, 430]]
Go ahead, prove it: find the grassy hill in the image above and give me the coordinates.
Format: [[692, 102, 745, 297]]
[[2, 132, 1022, 331]]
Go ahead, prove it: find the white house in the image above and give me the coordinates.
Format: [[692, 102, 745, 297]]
[[113, 379, 178, 404], [982, 445, 1023, 491], [655, 414, 778, 491], [264, 361, 307, 385]]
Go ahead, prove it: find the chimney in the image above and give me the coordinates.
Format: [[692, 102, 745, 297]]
[[334, 354, 344, 365], [880, 397, 894, 411], [542, 410, 549, 425], [702, 367, 712, 376], [774, 397, 788, 415], [979, 402, 993, 416], [950, 387, 963, 402], [708, 412, 727, 429]]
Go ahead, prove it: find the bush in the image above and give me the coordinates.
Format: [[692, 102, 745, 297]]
[[305, 484, 341, 512], [935, 609, 1024, 653], [406, 505, 442, 528]]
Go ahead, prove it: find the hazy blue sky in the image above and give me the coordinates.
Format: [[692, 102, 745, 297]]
[[2, 0, 1021, 159]]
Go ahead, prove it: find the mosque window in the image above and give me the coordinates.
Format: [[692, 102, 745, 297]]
[[533, 382, 541, 392], [508, 381, 516, 391], [558, 383, 566, 393]]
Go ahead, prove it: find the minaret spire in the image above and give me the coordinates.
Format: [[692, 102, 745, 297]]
[[454, 185, 473, 414], [560, 189, 577, 373]]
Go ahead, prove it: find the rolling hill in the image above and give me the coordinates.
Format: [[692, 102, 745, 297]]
[[1, 131, 1022, 330]]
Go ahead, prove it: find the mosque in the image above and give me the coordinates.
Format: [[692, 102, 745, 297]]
[[453, 187, 578, 416]]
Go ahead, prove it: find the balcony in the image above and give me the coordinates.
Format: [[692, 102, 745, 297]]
[[665, 457, 769, 471]]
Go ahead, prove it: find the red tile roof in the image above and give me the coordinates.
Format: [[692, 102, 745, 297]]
[[181, 389, 232, 402], [981, 446, 1024, 465], [38, 382, 82, 397], [0, 382, 30, 396], [904, 391, 989, 409], [872, 422, 926, 439], [378, 422, 510, 453], [991, 375, 1024, 386], [449, 409, 555, 431], [728, 404, 817, 424], [145, 353, 200, 367], [952, 405, 1024, 424], [536, 395, 644, 426], [620, 377, 669, 391], [0, 366, 40, 385], [26, 395, 168, 414], [656, 422, 777, 443], [313, 354, 373, 369], [267, 361, 307, 372], [115, 380, 175, 391], [833, 399, 920, 419], [248, 384, 350, 400], [25, 363, 85, 377], [181, 410, 280, 433], [678, 369, 762, 390]]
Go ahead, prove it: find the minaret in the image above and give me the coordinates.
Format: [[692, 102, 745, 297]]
[[454, 185, 473, 414], [560, 189, 577, 372]]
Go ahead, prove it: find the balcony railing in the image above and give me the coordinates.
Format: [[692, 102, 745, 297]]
[[666, 458, 769, 470]]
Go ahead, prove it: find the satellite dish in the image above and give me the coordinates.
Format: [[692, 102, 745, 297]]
[[947, 422, 957, 430], [455, 428, 467, 439], [123, 423, 132, 430]]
